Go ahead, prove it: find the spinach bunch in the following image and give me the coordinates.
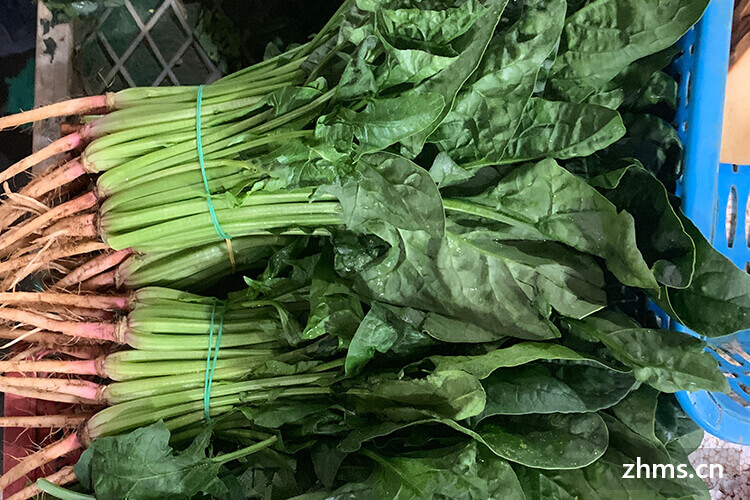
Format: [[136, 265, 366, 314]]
[[74, 0, 750, 499]]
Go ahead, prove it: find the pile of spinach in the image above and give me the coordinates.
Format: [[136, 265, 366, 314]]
[[74, 0, 750, 498]]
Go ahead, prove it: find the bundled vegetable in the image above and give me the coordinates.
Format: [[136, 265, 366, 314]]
[[3, 0, 750, 499], [0, 241, 730, 499]]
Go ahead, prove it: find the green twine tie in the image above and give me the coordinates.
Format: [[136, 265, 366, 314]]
[[196, 85, 233, 241], [203, 299, 227, 422]]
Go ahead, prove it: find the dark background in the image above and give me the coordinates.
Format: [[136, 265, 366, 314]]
[[0, 0, 36, 184]]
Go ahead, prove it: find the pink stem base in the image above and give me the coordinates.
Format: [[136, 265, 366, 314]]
[[0, 191, 99, 252], [0, 94, 110, 130], [0, 433, 81, 492], [6, 465, 77, 500], [54, 248, 133, 289], [0, 292, 128, 310], [0, 358, 104, 377], [0, 132, 87, 186], [0, 308, 117, 341]]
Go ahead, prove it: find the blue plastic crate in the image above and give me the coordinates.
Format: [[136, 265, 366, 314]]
[[664, 0, 749, 444]]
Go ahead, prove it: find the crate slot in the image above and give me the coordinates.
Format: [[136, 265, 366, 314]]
[[726, 185, 738, 247]]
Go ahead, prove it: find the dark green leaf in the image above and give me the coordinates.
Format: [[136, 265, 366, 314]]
[[583, 48, 679, 110], [430, 0, 566, 168], [652, 214, 750, 337], [363, 441, 525, 500], [448, 218, 607, 319], [336, 36, 379, 102], [611, 385, 662, 445], [267, 79, 327, 117], [634, 71, 679, 110], [548, 0, 710, 101], [322, 152, 445, 236], [429, 341, 592, 379], [514, 444, 710, 500], [566, 311, 730, 393], [352, 369, 486, 421], [477, 362, 636, 418], [603, 413, 670, 465], [312, 440, 348, 487], [345, 301, 434, 376], [448, 159, 657, 289], [321, 93, 445, 153], [76, 422, 223, 500], [375, 38, 458, 88], [592, 163, 695, 288], [428, 151, 474, 188], [303, 262, 364, 341], [240, 401, 332, 429], [400, 0, 507, 156], [654, 394, 704, 453], [500, 99, 625, 164], [348, 224, 561, 341], [379, 0, 486, 46], [475, 412, 609, 469]]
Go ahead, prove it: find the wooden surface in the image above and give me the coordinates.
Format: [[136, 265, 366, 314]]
[[31, 2, 73, 172]]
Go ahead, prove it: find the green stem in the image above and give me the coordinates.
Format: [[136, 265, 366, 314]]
[[100, 160, 256, 207], [312, 358, 345, 372], [213, 436, 278, 464], [125, 331, 284, 351], [105, 202, 343, 252], [118, 236, 291, 289], [86, 105, 253, 157], [103, 189, 322, 234], [442, 198, 520, 227], [35, 479, 95, 500], [89, 386, 333, 437]]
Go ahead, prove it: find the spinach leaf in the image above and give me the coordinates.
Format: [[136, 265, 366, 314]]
[[477, 361, 636, 418], [548, 0, 709, 102], [399, 0, 508, 156], [375, 37, 458, 88], [322, 152, 445, 237], [241, 401, 332, 429], [336, 36, 379, 102], [592, 163, 695, 288], [303, 261, 364, 342], [317, 92, 445, 153], [352, 370, 486, 421], [346, 225, 561, 341], [345, 301, 437, 376], [565, 311, 730, 393], [379, 0, 486, 46], [430, 0, 566, 170], [75, 422, 225, 499], [610, 385, 662, 445], [267, 79, 327, 117], [633, 71, 679, 111], [361, 441, 525, 500], [429, 341, 593, 378], [447, 159, 657, 289], [603, 413, 671, 465], [515, 444, 710, 500], [500, 98, 625, 165], [582, 48, 678, 110], [654, 394, 704, 453], [448, 217, 607, 319], [473, 412, 609, 469], [605, 114, 685, 182], [652, 213, 750, 337]]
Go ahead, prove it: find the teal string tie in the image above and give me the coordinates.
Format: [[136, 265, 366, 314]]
[[196, 85, 233, 241], [203, 299, 227, 422]]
